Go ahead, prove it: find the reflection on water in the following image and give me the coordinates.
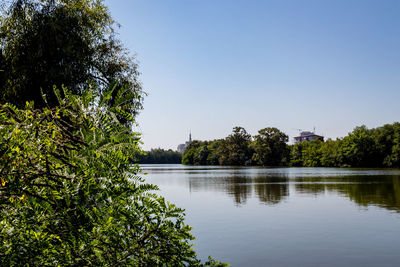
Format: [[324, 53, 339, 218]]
[[143, 165, 400, 212], [142, 165, 400, 266], [254, 178, 289, 205], [295, 176, 400, 212], [226, 176, 251, 205]]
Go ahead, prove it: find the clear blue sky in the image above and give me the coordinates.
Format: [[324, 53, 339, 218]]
[[105, 0, 400, 150]]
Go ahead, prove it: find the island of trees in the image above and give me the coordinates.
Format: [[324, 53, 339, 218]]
[[182, 124, 400, 168], [0, 0, 225, 265]]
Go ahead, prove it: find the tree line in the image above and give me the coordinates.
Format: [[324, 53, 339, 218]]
[[183, 127, 289, 166], [182, 123, 400, 168], [291, 124, 400, 168], [135, 148, 182, 164]]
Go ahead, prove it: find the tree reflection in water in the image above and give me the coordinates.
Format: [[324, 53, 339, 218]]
[[254, 177, 289, 205], [295, 175, 400, 212], [225, 176, 251, 205], [188, 172, 400, 212]]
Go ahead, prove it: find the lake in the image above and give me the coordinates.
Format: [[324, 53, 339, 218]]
[[141, 164, 400, 267]]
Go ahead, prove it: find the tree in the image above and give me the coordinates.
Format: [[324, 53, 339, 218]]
[[339, 126, 376, 167], [223, 127, 253, 165], [251, 127, 288, 166], [194, 143, 210, 165], [136, 148, 182, 164], [182, 140, 202, 165], [372, 122, 400, 168], [387, 125, 400, 168], [289, 142, 304, 167], [301, 140, 323, 167], [0, 0, 143, 120], [206, 139, 225, 165], [320, 138, 341, 167], [0, 87, 226, 266]]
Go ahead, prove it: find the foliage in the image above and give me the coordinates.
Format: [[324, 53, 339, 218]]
[[319, 139, 342, 167], [339, 126, 376, 167], [182, 140, 203, 165], [136, 148, 182, 164], [206, 139, 225, 165], [372, 122, 400, 167], [194, 142, 211, 166], [251, 127, 289, 166], [0, 0, 144, 120], [223, 127, 253, 166], [0, 87, 227, 266], [182, 123, 400, 168], [182, 127, 288, 166], [289, 124, 400, 168], [301, 140, 323, 167]]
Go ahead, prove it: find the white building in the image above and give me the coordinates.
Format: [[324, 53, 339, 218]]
[[177, 133, 192, 153], [294, 131, 324, 144]]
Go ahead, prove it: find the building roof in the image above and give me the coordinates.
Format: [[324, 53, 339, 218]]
[[294, 134, 323, 139]]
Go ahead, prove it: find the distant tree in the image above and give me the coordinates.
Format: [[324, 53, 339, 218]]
[[181, 123, 400, 168], [194, 143, 210, 165], [301, 140, 323, 167], [182, 127, 254, 166], [372, 122, 400, 168], [182, 141, 202, 165], [290, 123, 400, 168], [289, 142, 304, 167], [214, 140, 230, 166], [289, 141, 322, 167], [0, 0, 144, 121], [251, 127, 288, 166], [320, 138, 342, 167], [339, 126, 376, 167], [387, 126, 400, 168], [224, 127, 253, 166], [206, 139, 225, 165], [136, 148, 182, 164]]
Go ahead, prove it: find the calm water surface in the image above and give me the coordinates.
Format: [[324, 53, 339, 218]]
[[141, 165, 400, 267]]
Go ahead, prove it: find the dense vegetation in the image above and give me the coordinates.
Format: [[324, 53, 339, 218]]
[[182, 127, 289, 166], [0, 0, 143, 119], [136, 148, 182, 164], [290, 124, 400, 168], [182, 124, 400, 168], [0, 0, 226, 265], [0, 88, 225, 265]]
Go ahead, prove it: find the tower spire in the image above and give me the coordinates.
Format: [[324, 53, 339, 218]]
[[189, 131, 192, 143]]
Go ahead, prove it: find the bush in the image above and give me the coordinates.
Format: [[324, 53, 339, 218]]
[[0, 87, 226, 266]]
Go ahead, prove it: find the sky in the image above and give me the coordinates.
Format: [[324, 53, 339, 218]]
[[105, 0, 400, 151]]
